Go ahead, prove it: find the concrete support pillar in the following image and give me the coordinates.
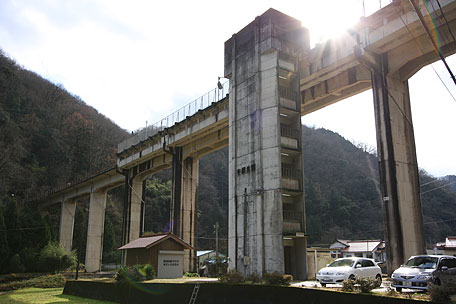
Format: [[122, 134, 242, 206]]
[[294, 237, 307, 280], [171, 147, 183, 236], [181, 157, 198, 272], [129, 177, 144, 242], [85, 189, 107, 272], [59, 199, 76, 252], [371, 53, 426, 274], [224, 10, 308, 277], [171, 148, 198, 272]]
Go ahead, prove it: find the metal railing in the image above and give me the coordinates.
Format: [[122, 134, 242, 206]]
[[283, 210, 303, 222], [279, 86, 299, 101], [118, 80, 229, 152], [280, 125, 300, 139], [282, 167, 302, 180]]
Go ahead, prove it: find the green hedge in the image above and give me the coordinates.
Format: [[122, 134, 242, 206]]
[[64, 281, 430, 304], [0, 274, 65, 292]]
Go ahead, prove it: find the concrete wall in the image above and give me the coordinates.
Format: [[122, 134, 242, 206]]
[[306, 248, 334, 280], [225, 9, 308, 277]]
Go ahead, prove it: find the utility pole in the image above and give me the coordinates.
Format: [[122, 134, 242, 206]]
[[213, 222, 219, 257]]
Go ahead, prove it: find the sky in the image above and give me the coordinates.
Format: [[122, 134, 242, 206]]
[[0, 0, 455, 177]]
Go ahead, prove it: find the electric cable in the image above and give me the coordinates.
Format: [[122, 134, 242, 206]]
[[409, 0, 456, 85], [395, 3, 456, 102], [435, 0, 456, 46], [421, 179, 456, 194]]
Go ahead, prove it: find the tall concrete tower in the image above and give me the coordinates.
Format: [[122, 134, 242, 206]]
[[224, 9, 310, 279]]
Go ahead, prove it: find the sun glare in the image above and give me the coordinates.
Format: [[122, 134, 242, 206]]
[[288, 0, 390, 47]]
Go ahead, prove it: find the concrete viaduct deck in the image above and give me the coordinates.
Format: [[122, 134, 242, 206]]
[[40, 0, 456, 277]]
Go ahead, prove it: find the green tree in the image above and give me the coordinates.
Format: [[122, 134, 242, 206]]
[[144, 177, 171, 233], [38, 242, 76, 273], [20, 204, 44, 250], [4, 197, 22, 256], [102, 215, 117, 263], [0, 208, 9, 270]]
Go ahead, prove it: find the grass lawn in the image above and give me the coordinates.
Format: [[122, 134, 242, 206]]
[[0, 287, 116, 303]]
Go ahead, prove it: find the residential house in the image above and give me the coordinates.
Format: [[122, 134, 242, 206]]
[[330, 239, 386, 263], [433, 236, 456, 256]]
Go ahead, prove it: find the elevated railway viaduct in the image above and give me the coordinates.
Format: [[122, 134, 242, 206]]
[[40, 0, 456, 278]]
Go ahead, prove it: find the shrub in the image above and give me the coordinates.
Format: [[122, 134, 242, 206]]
[[0, 274, 65, 292], [5, 254, 25, 274], [115, 264, 155, 284], [205, 256, 228, 277], [356, 277, 377, 293], [263, 272, 292, 285], [184, 272, 200, 278], [341, 277, 376, 293], [0, 273, 44, 284], [341, 279, 355, 292], [38, 242, 76, 273], [219, 270, 245, 283], [246, 272, 262, 284], [20, 247, 39, 272], [428, 282, 456, 304]]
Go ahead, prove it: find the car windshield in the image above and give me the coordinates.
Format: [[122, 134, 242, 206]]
[[328, 259, 355, 267], [404, 256, 438, 269]]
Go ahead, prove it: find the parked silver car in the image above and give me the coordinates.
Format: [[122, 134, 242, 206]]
[[316, 257, 382, 287], [392, 255, 456, 292]]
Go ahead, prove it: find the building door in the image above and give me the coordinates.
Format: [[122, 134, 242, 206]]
[[157, 250, 184, 279], [284, 246, 292, 274]]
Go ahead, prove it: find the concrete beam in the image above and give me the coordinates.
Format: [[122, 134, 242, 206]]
[[181, 157, 198, 272], [129, 176, 144, 242], [59, 198, 76, 252], [117, 99, 229, 170], [40, 169, 124, 210], [372, 54, 426, 274], [85, 189, 107, 272], [301, 65, 371, 115]]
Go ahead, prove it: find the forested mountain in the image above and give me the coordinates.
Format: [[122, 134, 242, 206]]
[[0, 49, 128, 272], [0, 49, 128, 202], [1, 49, 455, 273]]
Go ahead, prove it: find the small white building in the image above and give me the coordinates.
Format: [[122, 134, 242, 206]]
[[432, 236, 456, 256], [330, 239, 386, 263], [197, 250, 217, 269], [118, 233, 193, 279]]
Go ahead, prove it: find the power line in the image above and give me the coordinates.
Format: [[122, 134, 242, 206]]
[[395, 4, 456, 102], [0, 225, 59, 232], [409, 0, 456, 85], [421, 180, 456, 194], [435, 0, 456, 49], [423, 217, 456, 225]]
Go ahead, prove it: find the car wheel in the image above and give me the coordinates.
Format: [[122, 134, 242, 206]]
[[396, 287, 402, 293], [321, 283, 326, 287], [375, 274, 382, 287], [349, 274, 355, 280]]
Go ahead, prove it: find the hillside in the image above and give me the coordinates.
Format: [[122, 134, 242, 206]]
[[0, 49, 128, 202]]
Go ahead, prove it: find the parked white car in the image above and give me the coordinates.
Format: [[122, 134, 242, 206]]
[[316, 257, 382, 287]]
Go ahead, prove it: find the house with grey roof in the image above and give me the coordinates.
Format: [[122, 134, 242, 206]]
[[330, 239, 386, 263]]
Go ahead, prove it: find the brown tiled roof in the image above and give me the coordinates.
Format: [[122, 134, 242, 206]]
[[118, 233, 193, 250]]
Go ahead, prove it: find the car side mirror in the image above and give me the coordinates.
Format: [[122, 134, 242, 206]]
[[355, 264, 362, 268], [441, 266, 449, 271]]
